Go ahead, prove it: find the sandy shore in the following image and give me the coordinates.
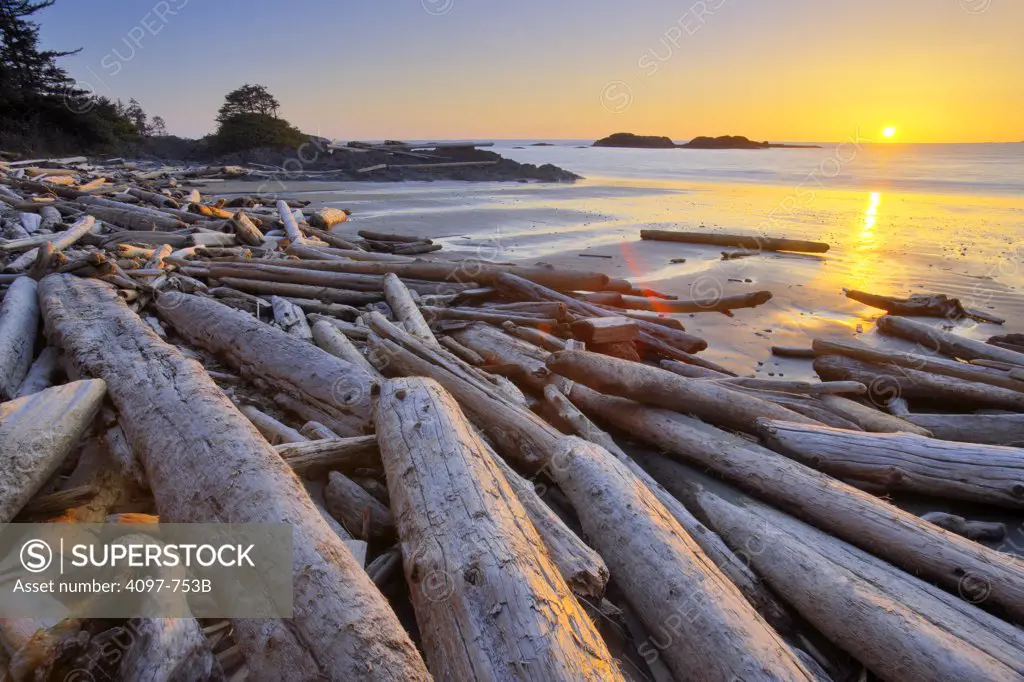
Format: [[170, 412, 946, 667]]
[[216, 176, 1024, 379]]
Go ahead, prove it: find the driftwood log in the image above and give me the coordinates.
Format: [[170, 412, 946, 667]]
[[39, 274, 430, 681], [0, 379, 106, 522], [560, 386, 1024, 621], [0, 277, 39, 399], [814, 354, 1024, 412], [845, 289, 1004, 324], [640, 229, 830, 253], [906, 413, 1024, 446], [375, 378, 623, 681], [757, 419, 1024, 508], [547, 350, 819, 433], [877, 314, 1024, 366], [155, 292, 374, 436], [690, 480, 1024, 682], [548, 438, 815, 681]]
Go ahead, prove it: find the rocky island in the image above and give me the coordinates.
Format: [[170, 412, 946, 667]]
[[593, 132, 820, 149]]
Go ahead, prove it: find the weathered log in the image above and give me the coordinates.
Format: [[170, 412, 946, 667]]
[[758, 419, 1024, 508], [283, 297, 360, 320], [275, 436, 380, 477], [239, 405, 308, 444], [0, 215, 95, 254], [451, 322, 793, 627], [906, 413, 1024, 446], [659, 358, 730, 378], [496, 272, 708, 354], [324, 471, 394, 541], [640, 229, 830, 253], [540, 384, 791, 630], [421, 305, 564, 330], [816, 394, 932, 436], [393, 241, 441, 256], [39, 274, 429, 681], [716, 377, 866, 396], [277, 200, 306, 244], [206, 262, 387, 292], [357, 230, 422, 243], [230, 211, 265, 246], [438, 336, 484, 365], [311, 321, 381, 380], [548, 350, 819, 433], [813, 337, 1024, 392], [0, 379, 106, 522], [878, 314, 1024, 366], [270, 296, 313, 340], [502, 320, 567, 351], [308, 208, 349, 230], [596, 306, 687, 330], [484, 437, 609, 597], [614, 290, 773, 314], [127, 187, 179, 209], [14, 346, 59, 398], [814, 354, 1024, 411], [382, 272, 438, 347], [689, 480, 1024, 682], [156, 292, 375, 436], [84, 205, 183, 231], [921, 512, 1007, 542], [219, 277, 384, 305], [570, 316, 638, 344], [282, 249, 614, 292], [0, 277, 39, 399], [116, 616, 223, 682], [845, 289, 1004, 324], [299, 421, 339, 440], [549, 438, 815, 681], [375, 378, 624, 681], [562, 387, 1024, 621], [772, 345, 816, 358]]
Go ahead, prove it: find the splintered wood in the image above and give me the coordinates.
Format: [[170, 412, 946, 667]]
[[1, 157, 1023, 682]]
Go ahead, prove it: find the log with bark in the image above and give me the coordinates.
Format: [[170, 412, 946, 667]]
[[640, 229, 830, 253], [155, 291, 375, 436], [0, 379, 106, 522], [38, 274, 430, 681], [375, 378, 624, 681], [757, 419, 1024, 508], [0, 277, 39, 399]]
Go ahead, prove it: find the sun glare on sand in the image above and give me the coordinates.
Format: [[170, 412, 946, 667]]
[[882, 127, 897, 139]]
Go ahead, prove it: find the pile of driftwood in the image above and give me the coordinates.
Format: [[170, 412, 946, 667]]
[[1, 160, 1024, 682]]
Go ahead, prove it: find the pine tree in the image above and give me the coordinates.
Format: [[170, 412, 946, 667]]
[[0, 0, 76, 101], [217, 84, 280, 123]]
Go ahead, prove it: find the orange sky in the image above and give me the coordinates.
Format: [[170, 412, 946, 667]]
[[47, 0, 1024, 142]]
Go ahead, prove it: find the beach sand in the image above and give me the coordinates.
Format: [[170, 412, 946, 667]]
[[219, 176, 1024, 379]]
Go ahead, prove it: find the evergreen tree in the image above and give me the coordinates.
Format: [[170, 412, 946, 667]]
[[217, 84, 280, 122], [148, 115, 167, 137], [0, 0, 76, 101]]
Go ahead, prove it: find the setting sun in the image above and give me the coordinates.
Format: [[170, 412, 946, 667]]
[[882, 126, 897, 139]]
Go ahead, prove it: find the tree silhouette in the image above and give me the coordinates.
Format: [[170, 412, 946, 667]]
[[0, 0, 77, 101], [217, 83, 280, 122]]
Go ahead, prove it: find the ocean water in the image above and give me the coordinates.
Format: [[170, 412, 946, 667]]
[[494, 140, 1024, 197], [271, 140, 1024, 377]]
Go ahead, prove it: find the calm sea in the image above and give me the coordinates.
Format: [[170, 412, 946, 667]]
[[493, 141, 1024, 197]]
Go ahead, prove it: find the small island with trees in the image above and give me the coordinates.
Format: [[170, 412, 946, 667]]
[[592, 132, 820, 149]]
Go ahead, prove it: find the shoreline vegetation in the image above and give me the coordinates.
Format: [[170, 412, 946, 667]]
[[593, 132, 822, 149]]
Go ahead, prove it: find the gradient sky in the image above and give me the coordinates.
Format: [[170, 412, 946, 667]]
[[36, 0, 1023, 142]]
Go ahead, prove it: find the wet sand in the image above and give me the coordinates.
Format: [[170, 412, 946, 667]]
[[218, 176, 1024, 379]]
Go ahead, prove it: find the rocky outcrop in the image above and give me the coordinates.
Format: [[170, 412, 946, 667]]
[[592, 133, 677, 148]]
